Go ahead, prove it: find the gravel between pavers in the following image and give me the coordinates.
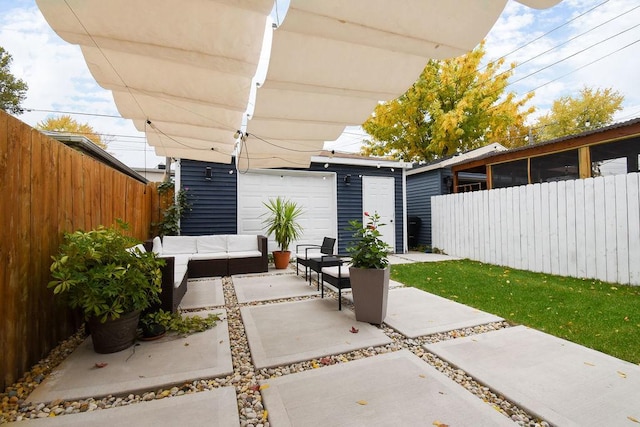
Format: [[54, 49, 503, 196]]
[[0, 272, 550, 426]]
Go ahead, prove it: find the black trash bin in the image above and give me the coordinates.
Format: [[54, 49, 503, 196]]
[[407, 216, 422, 248]]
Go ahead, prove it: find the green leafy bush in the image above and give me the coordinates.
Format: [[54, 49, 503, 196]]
[[346, 212, 391, 269], [49, 221, 165, 322]]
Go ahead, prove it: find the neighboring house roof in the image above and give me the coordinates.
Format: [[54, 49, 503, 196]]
[[45, 132, 148, 184], [406, 143, 507, 176], [452, 117, 640, 171]]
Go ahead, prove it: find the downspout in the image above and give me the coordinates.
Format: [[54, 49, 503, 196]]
[[175, 158, 182, 235], [402, 167, 408, 254]]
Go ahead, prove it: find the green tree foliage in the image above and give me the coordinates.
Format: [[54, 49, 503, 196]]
[[36, 114, 108, 149], [0, 46, 28, 114], [361, 41, 534, 162], [533, 86, 624, 142]]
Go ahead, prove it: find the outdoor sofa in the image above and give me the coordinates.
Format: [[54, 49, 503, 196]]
[[145, 234, 268, 312]]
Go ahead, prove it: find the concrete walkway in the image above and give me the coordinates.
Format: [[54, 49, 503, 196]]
[[20, 253, 640, 426]]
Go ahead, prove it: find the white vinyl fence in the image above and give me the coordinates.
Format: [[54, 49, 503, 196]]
[[432, 173, 640, 286]]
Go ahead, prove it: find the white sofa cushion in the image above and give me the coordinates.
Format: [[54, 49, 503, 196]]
[[152, 236, 163, 255], [197, 235, 227, 253], [228, 250, 263, 259], [190, 252, 229, 260], [162, 236, 198, 254], [126, 244, 146, 255], [228, 235, 257, 253], [174, 264, 188, 288]]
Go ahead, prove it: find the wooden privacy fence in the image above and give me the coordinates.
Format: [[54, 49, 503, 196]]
[[0, 112, 160, 390], [432, 173, 640, 286]]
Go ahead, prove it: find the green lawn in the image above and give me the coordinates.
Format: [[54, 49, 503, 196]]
[[391, 260, 640, 364]]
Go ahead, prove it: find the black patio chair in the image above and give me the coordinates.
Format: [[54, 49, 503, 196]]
[[320, 255, 351, 310], [296, 237, 336, 281]]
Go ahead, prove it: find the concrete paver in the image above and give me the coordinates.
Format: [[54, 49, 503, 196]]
[[384, 287, 503, 338], [425, 325, 640, 427], [260, 349, 516, 426], [233, 273, 319, 303], [241, 298, 392, 369], [20, 387, 239, 427], [27, 310, 232, 403], [179, 278, 224, 309]]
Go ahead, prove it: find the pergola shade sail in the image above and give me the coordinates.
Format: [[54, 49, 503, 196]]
[[37, 0, 561, 170], [36, 0, 272, 166]]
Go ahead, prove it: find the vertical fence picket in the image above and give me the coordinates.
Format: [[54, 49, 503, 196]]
[[604, 176, 618, 283], [615, 174, 629, 284], [627, 173, 640, 284]]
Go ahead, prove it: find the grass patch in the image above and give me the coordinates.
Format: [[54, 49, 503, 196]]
[[391, 259, 640, 364]]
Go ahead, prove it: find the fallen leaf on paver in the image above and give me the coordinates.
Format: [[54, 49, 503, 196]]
[[320, 357, 333, 365], [94, 362, 108, 368], [184, 343, 189, 346], [350, 326, 359, 333], [584, 362, 595, 366], [356, 400, 368, 405], [259, 384, 269, 390], [433, 421, 449, 427], [617, 371, 627, 378], [628, 416, 639, 423], [419, 374, 426, 379]]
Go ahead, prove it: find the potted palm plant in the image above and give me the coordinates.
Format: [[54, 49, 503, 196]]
[[262, 196, 304, 269], [346, 212, 392, 325], [49, 220, 164, 353]]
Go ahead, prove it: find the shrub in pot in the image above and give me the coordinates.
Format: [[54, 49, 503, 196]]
[[346, 212, 392, 325], [262, 197, 304, 269], [49, 221, 164, 353]]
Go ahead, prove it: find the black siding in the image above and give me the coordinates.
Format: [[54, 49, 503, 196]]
[[180, 160, 237, 235], [308, 162, 404, 255], [406, 169, 452, 248]]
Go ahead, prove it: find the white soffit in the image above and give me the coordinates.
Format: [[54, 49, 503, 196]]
[[36, 0, 272, 161]]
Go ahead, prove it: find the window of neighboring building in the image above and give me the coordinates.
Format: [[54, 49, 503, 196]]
[[492, 159, 528, 188], [530, 149, 579, 183], [590, 138, 640, 177]]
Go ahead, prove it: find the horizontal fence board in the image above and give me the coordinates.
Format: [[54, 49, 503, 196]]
[[432, 172, 640, 286]]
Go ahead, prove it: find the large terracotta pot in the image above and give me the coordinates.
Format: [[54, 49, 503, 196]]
[[272, 251, 291, 269], [349, 267, 390, 325], [88, 310, 141, 354]]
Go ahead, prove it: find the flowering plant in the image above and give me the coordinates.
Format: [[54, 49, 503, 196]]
[[346, 212, 391, 269]]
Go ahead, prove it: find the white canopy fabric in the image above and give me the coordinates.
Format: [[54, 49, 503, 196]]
[[37, 0, 561, 170]]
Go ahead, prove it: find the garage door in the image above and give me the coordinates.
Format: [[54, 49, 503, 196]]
[[237, 169, 337, 253]]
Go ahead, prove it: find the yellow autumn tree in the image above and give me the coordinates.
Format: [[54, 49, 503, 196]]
[[36, 114, 107, 149], [361, 41, 534, 162], [533, 86, 624, 142]]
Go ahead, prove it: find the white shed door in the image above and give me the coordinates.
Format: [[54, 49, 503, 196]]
[[237, 170, 337, 253], [362, 176, 396, 252]]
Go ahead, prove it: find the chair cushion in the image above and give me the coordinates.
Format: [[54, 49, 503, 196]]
[[162, 236, 198, 254], [321, 265, 351, 278], [228, 235, 257, 252], [152, 236, 163, 255], [197, 235, 227, 253]]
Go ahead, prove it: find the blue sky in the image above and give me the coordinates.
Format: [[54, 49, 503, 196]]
[[1, 0, 639, 167]]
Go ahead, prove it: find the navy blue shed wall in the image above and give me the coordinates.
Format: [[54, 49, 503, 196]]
[[180, 160, 237, 235], [406, 169, 452, 249], [179, 159, 404, 253], [308, 162, 404, 255]]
